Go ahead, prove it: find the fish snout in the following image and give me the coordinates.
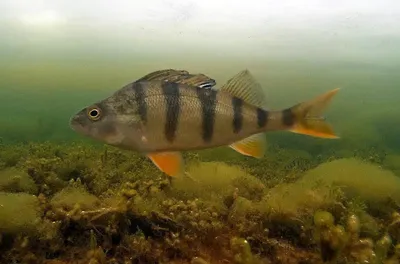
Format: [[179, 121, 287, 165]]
[[69, 114, 85, 132]]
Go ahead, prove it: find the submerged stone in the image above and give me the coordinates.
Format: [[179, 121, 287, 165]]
[[262, 158, 400, 217], [0, 168, 37, 194], [170, 161, 266, 202], [0, 192, 42, 235], [303, 158, 400, 203], [50, 184, 100, 210]]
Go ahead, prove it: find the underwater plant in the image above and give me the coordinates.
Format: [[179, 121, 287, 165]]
[[0, 142, 399, 263]]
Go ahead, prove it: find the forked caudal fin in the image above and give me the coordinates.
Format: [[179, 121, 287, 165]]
[[288, 88, 340, 139]]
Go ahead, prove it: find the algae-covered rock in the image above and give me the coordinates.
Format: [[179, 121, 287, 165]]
[[0, 168, 38, 194], [50, 182, 100, 210], [259, 158, 400, 217], [259, 177, 338, 217], [0, 192, 42, 235], [171, 162, 266, 202], [302, 158, 400, 203]]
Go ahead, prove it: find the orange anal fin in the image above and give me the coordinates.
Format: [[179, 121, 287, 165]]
[[229, 133, 266, 159], [147, 152, 184, 177]]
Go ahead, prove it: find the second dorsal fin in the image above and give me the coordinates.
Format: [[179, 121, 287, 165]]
[[219, 69, 268, 109]]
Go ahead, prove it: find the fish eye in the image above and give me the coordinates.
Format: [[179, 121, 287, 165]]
[[87, 106, 101, 121]]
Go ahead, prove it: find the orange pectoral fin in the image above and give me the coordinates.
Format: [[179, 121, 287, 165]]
[[147, 151, 184, 177]]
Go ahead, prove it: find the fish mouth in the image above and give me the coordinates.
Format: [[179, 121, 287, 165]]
[[69, 115, 84, 132]]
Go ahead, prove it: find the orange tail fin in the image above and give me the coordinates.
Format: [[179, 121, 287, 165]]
[[288, 88, 340, 139]]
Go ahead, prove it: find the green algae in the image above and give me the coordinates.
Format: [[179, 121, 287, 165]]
[[170, 161, 266, 202], [302, 158, 400, 203], [0, 192, 41, 235], [0, 142, 400, 263], [0, 167, 38, 194], [50, 180, 101, 211]]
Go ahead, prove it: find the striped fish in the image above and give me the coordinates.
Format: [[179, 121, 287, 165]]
[[70, 69, 339, 177]]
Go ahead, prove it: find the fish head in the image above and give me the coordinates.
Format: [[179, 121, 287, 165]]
[[69, 97, 144, 150]]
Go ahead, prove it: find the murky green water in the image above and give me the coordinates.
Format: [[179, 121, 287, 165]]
[[1, 1, 400, 263]]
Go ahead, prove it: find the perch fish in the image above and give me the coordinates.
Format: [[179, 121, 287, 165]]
[[70, 69, 340, 177]]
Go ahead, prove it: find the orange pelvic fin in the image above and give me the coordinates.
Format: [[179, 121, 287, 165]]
[[147, 151, 184, 177]]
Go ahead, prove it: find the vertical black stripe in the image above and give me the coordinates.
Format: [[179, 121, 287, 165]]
[[196, 88, 217, 142], [282, 108, 295, 126], [132, 82, 147, 124], [232, 97, 243, 133], [256, 108, 268, 128], [162, 82, 180, 142]]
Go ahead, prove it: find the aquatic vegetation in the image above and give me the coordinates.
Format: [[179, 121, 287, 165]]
[[1, 142, 400, 263], [383, 154, 400, 176], [312, 210, 397, 263], [170, 161, 266, 202], [0, 167, 38, 194], [300, 158, 400, 204], [0, 192, 42, 235], [230, 237, 265, 263], [50, 179, 101, 211]]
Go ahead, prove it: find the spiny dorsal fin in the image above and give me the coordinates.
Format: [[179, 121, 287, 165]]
[[137, 69, 217, 89], [137, 69, 189, 82], [220, 69, 268, 109]]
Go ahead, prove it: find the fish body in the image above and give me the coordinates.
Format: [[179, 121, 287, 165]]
[[70, 70, 339, 177]]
